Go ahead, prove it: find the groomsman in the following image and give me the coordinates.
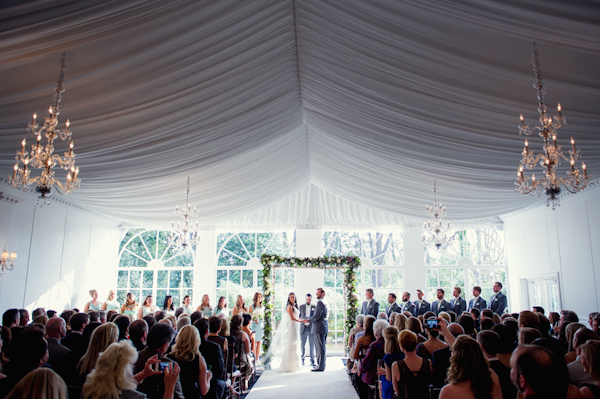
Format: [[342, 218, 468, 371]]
[[361, 289, 379, 317], [468, 286, 487, 311], [450, 287, 467, 315], [489, 282, 508, 315], [385, 293, 401, 317], [400, 292, 416, 316], [431, 289, 451, 315], [414, 289, 430, 316], [299, 294, 316, 366]]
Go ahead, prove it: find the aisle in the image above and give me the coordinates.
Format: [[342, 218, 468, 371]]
[[246, 357, 358, 399]]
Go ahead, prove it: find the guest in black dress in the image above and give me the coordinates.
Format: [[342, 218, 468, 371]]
[[392, 330, 432, 399]]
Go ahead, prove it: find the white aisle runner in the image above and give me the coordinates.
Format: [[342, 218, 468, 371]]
[[246, 356, 358, 399]]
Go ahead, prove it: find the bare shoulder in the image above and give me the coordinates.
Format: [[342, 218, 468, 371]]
[[439, 383, 474, 399]]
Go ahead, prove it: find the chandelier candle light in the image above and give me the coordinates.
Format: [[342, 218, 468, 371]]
[[169, 176, 199, 252], [515, 43, 592, 209], [8, 53, 80, 205], [1, 250, 17, 274], [422, 180, 455, 250]]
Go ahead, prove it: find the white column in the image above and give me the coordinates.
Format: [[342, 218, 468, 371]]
[[403, 227, 427, 299], [194, 231, 217, 305]]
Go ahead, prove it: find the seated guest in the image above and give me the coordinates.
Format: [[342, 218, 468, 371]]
[[113, 314, 131, 341], [532, 337, 585, 399], [392, 330, 432, 398], [532, 306, 545, 315], [230, 314, 253, 388], [194, 318, 225, 383], [61, 312, 89, 356], [106, 310, 119, 323], [446, 323, 464, 338], [241, 314, 255, 351], [33, 315, 49, 326], [518, 311, 540, 330], [439, 335, 501, 399], [457, 314, 476, 337], [218, 316, 237, 365], [17, 310, 29, 327], [76, 322, 119, 386], [406, 317, 426, 343], [549, 312, 560, 335], [174, 307, 185, 319], [167, 325, 212, 399], [143, 314, 157, 329], [356, 319, 389, 399], [394, 313, 407, 331], [415, 318, 448, 360], [163, 295, 176, 318], [46, 317, 76, 385], [380, 326, 403, 399], [78, 319, 102, 360], [134, 323, 184, 399], [4, 368, 67, 399], [353, 316, 376, 362], [59, 310, 75, 329], [0, 326, 48, 396], [47, 310, 57, 319], [569, 328, 599, 387], [389, 312, 397, 326], [538, 314, 552, 338], [579, 339, 600, 399], [31, 308, 46, 320], [197, 295, 213, 318], [477, 330, 517, 399], [189, 311, 203, 326], [82, 340, 180, 399], [347, 315, 365, 371], [566, 323, 586, 364], [2, 310, 19, 329], [519, 327, 542, 346], [481, 318, 496, 331], [129, 319, 149, 351], [155, 311, 166, 323], [175, 316, 190, 331], [207, 317, 227, 353], [510, 344, 565, 399], [592, 316, 600, 336], [87, 311, 101, 324], [491, 324, 516, 367]]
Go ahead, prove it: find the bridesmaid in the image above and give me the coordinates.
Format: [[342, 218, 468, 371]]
[[213, 296, 228, 316], [181, 295, 194, 315], [138, 294, 157, 319], [163, 295, 176, 317], [249, 292, 264, 362], [196, 295, 213, 318], [121, 292, 139, 318], [232, 295, 248, 316], [102, 290, 121, 312], [84, 289, 102, 312]]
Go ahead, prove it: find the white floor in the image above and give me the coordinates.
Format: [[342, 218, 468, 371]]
[[246, 356, 358, 399]]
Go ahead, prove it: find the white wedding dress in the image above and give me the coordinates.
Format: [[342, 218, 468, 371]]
[[270, 306, 302, 372]]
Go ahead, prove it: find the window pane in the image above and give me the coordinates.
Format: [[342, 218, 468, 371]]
[[170, 290, 181, 307], [229, 270, 241, 286], [130, 270, 141, 289], [118, 270, 128, 288], [140, 231, 158, 259], [170, 270, 181, 289], [117, 290, 128, 304], [242, 270, 253, 289], [427, 269, 438, 287], [143, 271, 154, 288], [183, 270, 194, 288], [216, 270, 227, 288], [156, 290, 167, 308], [324, 269, 335, 287], [157, 270, 168, 288]]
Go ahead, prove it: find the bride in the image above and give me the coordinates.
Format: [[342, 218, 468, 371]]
[[270, 292, 305, 372]]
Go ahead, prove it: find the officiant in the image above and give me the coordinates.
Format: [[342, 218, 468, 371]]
[[299, 293, 316, 366]]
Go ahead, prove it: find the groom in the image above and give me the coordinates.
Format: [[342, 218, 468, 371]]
[[303, 287, 328, 372]]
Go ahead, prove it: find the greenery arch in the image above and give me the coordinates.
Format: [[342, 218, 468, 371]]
[[260, 254, 360, 355]]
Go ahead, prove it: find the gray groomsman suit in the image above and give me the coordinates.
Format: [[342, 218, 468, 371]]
[[299, 302, 316, 364], [468, 296, 487, 311], [361, 299, 379, 317], [308, 299, 329, 371], [385, 302, 401, 317]]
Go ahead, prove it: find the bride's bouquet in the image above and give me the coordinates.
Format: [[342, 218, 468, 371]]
[[252, 308, 264, 324]]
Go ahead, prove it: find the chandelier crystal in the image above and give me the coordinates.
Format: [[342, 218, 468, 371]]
[[515, 43, 592, 209], [169, 176, 199, 252], [1, 250, 17, 274], [422, 180, 455, 250], [8, 53, 80, 206]]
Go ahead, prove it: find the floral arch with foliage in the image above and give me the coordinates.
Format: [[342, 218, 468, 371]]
[[260, 254, 360, 354]]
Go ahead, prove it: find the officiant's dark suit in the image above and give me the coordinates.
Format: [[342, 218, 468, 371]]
[[299, 299, 316, 366], [307, 289, 329, 371]]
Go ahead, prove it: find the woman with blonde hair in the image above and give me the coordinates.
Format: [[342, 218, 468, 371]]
[[392, 330, 433, 399], [249, 292, 264, 361], [167, 325, 212, 398], [439, 335, 501, 399], [82, 340, 180, 399], [197, 294, 213, 318], [5, 368, 67, 399], [102, 290, 121, 312], [232, 294, 248, 316], [77, 322, 119, 383], [138, 295, 157, 319], [580, 339, 600, 399], [84, 289, 102, 312], [394, 313, 408, 331], [121, 292, 139, 318], [380, 326, 403, 399]]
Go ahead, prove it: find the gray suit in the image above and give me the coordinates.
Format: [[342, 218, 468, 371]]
[[489, 292, 507, 315], [361, 299, 379, 317], [385, 302, 402, 317], [308, 299, 329, 371], [299, 303, 316, 364], [400, 301, 416, 316]]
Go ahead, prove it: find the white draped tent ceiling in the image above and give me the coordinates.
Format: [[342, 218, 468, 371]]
[[1, 1, 599, 229]]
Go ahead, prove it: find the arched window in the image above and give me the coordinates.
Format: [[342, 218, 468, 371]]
[[117, 229, 194, 309]]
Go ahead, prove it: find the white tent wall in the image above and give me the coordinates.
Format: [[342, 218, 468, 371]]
[[503, 185, 600, 321], [0, 185, 121, 312]]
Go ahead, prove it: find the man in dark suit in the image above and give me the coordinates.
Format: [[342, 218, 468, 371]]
[[61, 312, 89, 359], [450, 287, 467, 315], [414, 289, 431, 316], [489, 281, 507, 315], [385, 293, 402, 317], [468, 286, 487, 311], [399, 292, 415, 316], [46, 317, 77, 385], [305, 288, 329, 371], [360, 288, 379, 317], [134, 323, 185, 399], [431, 288, 451, 315], [299, 294, 316, 366], [194, 318, 226, 399]]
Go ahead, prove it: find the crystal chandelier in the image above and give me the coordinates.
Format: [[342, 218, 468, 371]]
[[169, 176, 199, 252], [422, 180, 455, 250], [8, 53, 80, 206], [515, 44, 592, 209], [1, 250, 17, 274]]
